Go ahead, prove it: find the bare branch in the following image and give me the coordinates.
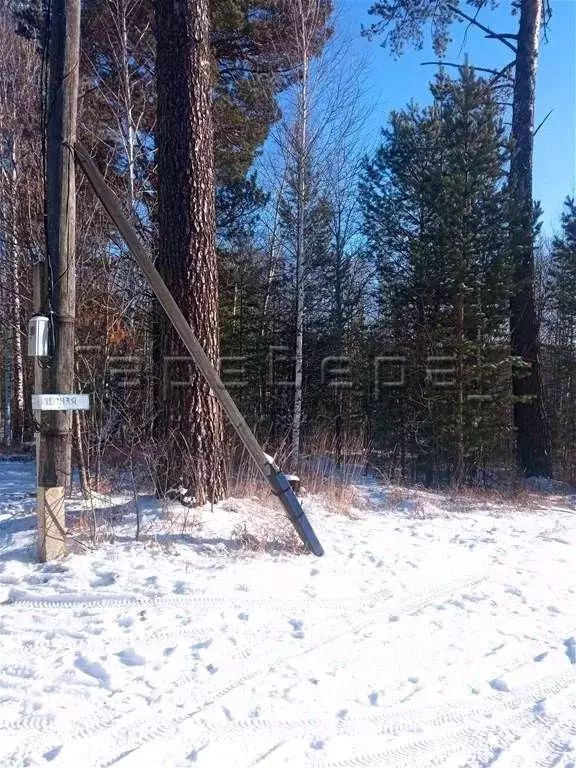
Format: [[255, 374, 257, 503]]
[[420, 61, 512, 78], [484, 32, 518, 40], [489, 61, 516, 86], [534, 109, 553, 137], [447, 4, 518, 53]]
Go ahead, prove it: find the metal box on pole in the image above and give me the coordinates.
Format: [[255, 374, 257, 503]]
[[27, 315, 50, 358]]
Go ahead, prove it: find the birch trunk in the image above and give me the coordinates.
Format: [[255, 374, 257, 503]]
[[291, 1, 311, 470], [118, 0, 136, 209], [2, 292, 12, 447], [9, 137, 24, 446]]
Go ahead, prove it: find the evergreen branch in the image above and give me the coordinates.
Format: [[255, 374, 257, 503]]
[[447, 4, 518, 53]]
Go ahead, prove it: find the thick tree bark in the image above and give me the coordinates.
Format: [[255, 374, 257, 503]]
[[454, 284, 465, 487], [154, 0, 227, 504], [509, 0, 552, 477]]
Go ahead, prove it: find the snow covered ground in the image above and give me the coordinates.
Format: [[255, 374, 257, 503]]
[[1, 459, 576, 767]]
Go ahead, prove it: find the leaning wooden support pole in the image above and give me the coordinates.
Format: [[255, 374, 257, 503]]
[[74, 143, 324, 557]]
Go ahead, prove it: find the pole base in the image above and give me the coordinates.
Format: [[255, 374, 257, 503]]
[[37, 486, 67, 562]]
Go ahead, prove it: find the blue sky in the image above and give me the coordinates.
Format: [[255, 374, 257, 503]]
[[336, 0, 576, 236]]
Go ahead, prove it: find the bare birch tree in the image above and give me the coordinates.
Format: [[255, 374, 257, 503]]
[[0, 14, 40, 447], [266, 4, 370, 467]]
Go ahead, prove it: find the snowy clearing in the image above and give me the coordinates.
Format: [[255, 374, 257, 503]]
[[1, 460, 576, 767]]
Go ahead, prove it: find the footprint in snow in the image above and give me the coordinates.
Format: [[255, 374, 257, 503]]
[[289, 619, 304, 639], [43, 746, 62, 762], [116, 648, 146, 666], [311, 739, 325, 750], [74, 654, 110, 687], [505, 585, 525, 601], [186, 745, 208, 762], [489, 678, 509, 693], [191, 639, 212, 651], [89, 572, 116, 588], [564, 637, 576, 665], [40, 563, 68, 575], [462, 593, 484, 604]]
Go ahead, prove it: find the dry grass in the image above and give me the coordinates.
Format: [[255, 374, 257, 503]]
[[230, 523, 305, 555], [305, 480, 361, 518]]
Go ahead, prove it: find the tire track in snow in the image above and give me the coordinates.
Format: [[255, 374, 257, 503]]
[[0, 587, 394, 712], [1, 586, 392, 614], [514, 691, 576, 768], [0, 587, 392, 681], [308, 679, 576, 768], [192, 668, 576, 758], [2, 580, 392, 758], [147, 587, 393, 644], [42, 575, 484, 767], [0, 714, 56, 733]]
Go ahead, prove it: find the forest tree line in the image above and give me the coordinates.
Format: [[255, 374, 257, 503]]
[[0, 0, 574, 494]]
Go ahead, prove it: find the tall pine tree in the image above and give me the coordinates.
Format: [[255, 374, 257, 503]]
[[360, 69, 511, 485], [366, 0, 552, 478], [546, 198, 576, 478]]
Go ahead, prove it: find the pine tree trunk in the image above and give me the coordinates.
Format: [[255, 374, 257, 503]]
[[154, 0, 227, 505], [509, 0, 552, 477], [454, 285, 465, 487]]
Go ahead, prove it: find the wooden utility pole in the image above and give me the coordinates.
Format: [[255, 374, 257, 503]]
[[33, 262, 43, 483], [38, 0, 81, 561]]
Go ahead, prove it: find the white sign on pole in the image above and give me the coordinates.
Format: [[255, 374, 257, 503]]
[[31, 394, 90, 411]]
